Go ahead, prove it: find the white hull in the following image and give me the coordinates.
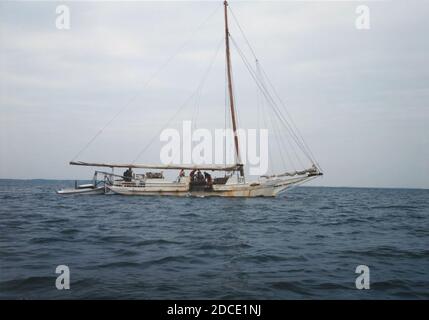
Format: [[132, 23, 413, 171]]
[[56, 186, 105, 195], [107, 176, 309, 197]]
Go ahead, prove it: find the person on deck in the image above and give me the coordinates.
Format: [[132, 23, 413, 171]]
[[196, 170, 204, 183], [204, 172, 212, 186], [190, 169, 196, 182], [123, 168, 133, 182], [176, 169, 185, 183], [179, 169, 185, 177]]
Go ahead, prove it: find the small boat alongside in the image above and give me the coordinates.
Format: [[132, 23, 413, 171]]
[[56, 184, 105, 195], [56, 171, 110, 195]]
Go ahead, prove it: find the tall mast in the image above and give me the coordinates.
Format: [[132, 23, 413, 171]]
[[224, 1, 243, 172]]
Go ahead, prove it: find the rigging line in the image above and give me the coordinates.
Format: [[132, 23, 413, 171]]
[[269, 100, 301, 169], [131, 37, 225, 164], [236, 43, 313, 165], [255, 61, 287, 171], [237, 45, 315, 168], [275, 111, 305, 170], [256, 61, 302, 170], [254, 62, 319, 168], [191, 81, 202, 130], [230, 35, 315, 165], [266, 103, 288, 170], [256, 67, 260, 137], [71, 3, 222, 162], [259, 65, 322, 171], [227, 7, 321, 170], [228, 6, 258, 62], [256, 62, 276, 175], [228, 36, 297, 144], [256, 61, 292, 169], [259, 94, 274, 175], [265, 85, 315, 167], [261, 67, 321, 170], [257, 73, 314, 166], [273, 104, 304, 170]]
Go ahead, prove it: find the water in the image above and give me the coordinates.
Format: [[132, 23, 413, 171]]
[[0, 179, 428, 299]]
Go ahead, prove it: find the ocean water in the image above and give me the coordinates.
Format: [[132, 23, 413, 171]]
[[0, 179, 428, 299]]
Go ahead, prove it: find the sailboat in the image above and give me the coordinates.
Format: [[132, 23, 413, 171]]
[[60, 1, 322, 197]]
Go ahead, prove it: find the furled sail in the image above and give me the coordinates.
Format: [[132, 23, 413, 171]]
[[261, 165, 322, 179], [70, 161, 242, 172]]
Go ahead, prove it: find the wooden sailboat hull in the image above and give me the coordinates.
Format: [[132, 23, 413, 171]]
[[107, 176, 309, 197]]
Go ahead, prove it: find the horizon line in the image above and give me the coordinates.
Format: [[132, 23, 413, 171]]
[[0, 178, 427, 191]]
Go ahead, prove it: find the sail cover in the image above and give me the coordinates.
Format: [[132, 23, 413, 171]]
[[70, 161, 242, 172], [261, 165, 321, 178]]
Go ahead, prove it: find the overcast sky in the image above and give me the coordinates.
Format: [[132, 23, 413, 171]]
[[0, 1, 428, 188]]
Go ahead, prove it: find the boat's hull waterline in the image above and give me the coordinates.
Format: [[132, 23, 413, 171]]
[[107, 176, 310, 197]]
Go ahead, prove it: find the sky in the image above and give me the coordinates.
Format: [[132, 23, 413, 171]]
[[0, 0, 428, 189]]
